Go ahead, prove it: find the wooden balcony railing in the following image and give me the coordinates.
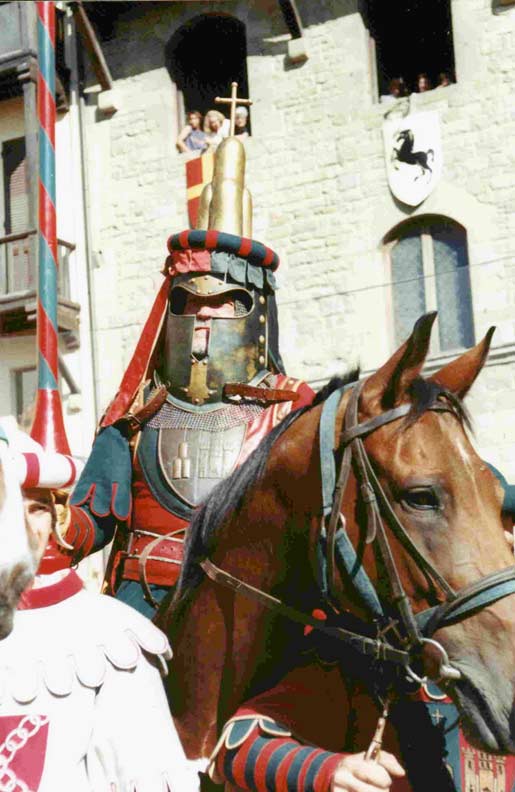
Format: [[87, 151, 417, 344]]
[[0, 230, 80, 334], [0, 229, 74, 296]]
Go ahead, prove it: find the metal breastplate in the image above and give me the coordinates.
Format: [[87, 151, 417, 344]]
[[157, 425, 246, 507]]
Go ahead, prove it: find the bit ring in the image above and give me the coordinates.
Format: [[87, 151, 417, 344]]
[[405, 637, 461, 685]]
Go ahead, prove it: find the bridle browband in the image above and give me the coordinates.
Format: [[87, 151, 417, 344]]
[[200, 378, 515, 687]]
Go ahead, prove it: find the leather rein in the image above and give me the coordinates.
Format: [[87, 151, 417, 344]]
[[200, 378, 515, 687]]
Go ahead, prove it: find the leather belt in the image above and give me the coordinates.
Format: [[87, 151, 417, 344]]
[[120, 528, 185, 593]]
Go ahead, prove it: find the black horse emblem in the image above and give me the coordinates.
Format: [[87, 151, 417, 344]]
[[392, 129, 434, 180]]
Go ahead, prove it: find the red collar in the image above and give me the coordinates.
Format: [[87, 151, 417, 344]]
[[18, 570, 84, 610]]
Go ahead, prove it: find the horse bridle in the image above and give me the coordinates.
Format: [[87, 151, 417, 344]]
[[201, 378, 515, 687]]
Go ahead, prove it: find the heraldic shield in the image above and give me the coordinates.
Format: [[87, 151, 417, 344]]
[[383, 111, 442, 207]]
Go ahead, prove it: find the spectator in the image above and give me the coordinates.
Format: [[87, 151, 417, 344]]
[[416, 73, 432, 93], [234, 105, 250, 139], [438, 71, 451, 87], [380, 76, 407, 104], [204, 109, 229, 150], [176, 110, 207, 154]]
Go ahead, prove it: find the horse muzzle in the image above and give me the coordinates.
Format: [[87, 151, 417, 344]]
[[451, 669, 515, 754]]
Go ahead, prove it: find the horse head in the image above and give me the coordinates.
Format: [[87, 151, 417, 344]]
[[396, 129, 412, 146], [0, 441, 37, 639], [343, 312, 515, 752]]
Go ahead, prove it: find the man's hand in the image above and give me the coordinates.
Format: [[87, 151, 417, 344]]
[[331, 751, 405, 791]]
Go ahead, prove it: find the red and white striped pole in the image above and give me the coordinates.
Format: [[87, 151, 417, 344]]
[[30, 1, 71, 455]]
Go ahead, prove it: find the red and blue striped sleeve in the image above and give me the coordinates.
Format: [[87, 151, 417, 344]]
[[213, 716, 343, 792]]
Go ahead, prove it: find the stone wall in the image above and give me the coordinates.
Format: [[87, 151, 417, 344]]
[[83, 0, 515, 477]]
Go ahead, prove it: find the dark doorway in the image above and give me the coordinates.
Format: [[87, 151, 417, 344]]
[[364, 0, 456, 98], [167, 15, 250, 126]]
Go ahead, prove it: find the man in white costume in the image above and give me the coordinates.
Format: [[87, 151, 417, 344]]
[[0, 417, 201, 792]]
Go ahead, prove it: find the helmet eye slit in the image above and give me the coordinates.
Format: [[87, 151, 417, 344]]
[[170, 285, 254, 318]]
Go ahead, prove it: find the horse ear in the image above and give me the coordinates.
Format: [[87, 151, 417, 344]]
[[361, 312, 437, 412], [430, 327, 495, 398]]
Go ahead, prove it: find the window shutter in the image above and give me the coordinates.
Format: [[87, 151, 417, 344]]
[[4, 137, 28, 234], [432, 224, 474, 350], [2, 138, 32, 292], [391, 231, 426, 345]]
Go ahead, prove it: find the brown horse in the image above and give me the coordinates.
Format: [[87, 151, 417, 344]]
[[157, 313, 515, 782]]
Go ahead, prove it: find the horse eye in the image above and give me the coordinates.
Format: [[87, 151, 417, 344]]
[[402, 488, 440, 511]]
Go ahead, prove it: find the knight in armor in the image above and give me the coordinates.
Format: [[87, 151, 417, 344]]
[[0, 417, 200, 791], [59, 129, 313, 617]]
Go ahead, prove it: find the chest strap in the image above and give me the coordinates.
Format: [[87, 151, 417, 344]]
[[224, 383, 300, 402], [114, 386, 168, 437]]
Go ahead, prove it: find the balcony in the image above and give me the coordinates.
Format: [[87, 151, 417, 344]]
[[0, 230, 80, 335], [0, 2, 68, 107], [0, 2, 35, 99]]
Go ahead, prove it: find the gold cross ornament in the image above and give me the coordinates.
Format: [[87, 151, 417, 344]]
[[215, 82, 252, 136]]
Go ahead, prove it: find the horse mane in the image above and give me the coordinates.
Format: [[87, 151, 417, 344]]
[[169, 370, 360, 617], [168, 368, 469, 620]]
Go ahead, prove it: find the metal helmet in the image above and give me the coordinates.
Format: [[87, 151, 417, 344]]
[[157, 135, 283, 407], [160, 272, 262, 405]]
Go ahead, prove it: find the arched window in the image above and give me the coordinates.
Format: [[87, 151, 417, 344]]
[[166, 15, 250, 128], [385, 217, 474, 352]]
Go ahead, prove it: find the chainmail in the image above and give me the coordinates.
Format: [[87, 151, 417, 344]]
[[234, 297, 249, 316], [147, 400, 265, 431]]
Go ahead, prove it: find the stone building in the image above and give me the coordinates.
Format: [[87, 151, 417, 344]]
[[0, 0, 514, 504]]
